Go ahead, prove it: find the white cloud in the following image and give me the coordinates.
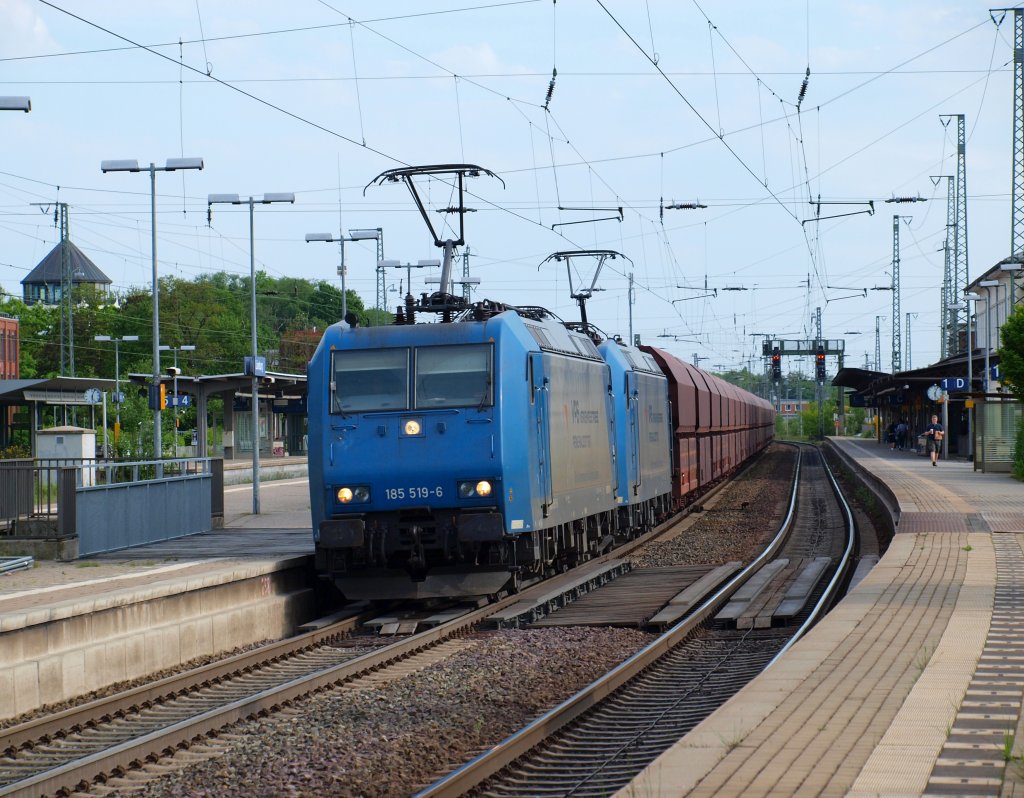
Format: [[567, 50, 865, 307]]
[[0, 0, 58, 55]]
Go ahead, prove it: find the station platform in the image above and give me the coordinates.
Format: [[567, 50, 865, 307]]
[[621, 437, 1024, 798], [0, 477, 314, 722]]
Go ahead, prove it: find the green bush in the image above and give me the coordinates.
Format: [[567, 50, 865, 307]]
[[0, 443, 31, 460]]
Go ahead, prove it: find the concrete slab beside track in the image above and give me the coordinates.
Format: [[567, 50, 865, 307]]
[[0, 476, 314, 722], [620, 437, 1024, 798]]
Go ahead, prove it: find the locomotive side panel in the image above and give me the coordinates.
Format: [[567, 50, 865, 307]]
[[543, 352, 617, 524], [634, 370, 672, 500]]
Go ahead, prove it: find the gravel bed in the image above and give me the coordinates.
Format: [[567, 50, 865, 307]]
[[630, 443, 797, 569], [120, 626, 654, 798]]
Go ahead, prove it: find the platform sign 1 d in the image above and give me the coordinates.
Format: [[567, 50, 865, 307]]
[[940, 377, 969, 392]]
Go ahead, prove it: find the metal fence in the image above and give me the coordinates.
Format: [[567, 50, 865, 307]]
[[76, 461, 214, 556], [976, 399, 1023, 473], [0, 458, 222, 549]]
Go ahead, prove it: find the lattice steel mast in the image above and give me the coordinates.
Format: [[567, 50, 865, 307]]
[[940, 114, 970, 354], [934, 175, 955, 359], [891, 215, 901, 373]]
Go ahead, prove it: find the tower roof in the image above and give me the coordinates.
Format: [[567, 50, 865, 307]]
[[21, 240, 111, 286]]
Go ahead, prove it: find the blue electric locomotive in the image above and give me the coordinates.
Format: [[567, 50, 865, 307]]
[[307, 304, 674, 599]]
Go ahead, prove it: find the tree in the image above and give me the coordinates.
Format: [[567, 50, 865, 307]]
[[1001, 304, 1024, 397]]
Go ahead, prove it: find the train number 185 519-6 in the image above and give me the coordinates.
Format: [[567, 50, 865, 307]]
[[385, 486, 443, 500]]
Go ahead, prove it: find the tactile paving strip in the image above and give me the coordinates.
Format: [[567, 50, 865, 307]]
[[898, 513, 979, 534], [924, 533, 1024, 797], [982, 514, 1024, 533]]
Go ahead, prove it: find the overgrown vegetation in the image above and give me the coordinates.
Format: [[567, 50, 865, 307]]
[[999, 305, 1024, 480], [2, 272, 389, 454]]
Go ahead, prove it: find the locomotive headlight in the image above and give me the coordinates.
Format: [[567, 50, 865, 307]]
[[402, 418, 422, 436], [458, 479, 494, 498], [336, 486, 370, 504]]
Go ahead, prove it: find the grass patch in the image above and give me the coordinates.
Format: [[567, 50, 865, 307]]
[[74, 561, 101, 568]]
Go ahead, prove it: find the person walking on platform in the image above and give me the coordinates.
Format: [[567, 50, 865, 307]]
[[925, 414, 944, 466], [895, 419, 908, 451]]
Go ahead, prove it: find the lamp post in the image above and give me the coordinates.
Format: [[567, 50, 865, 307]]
[[159, 344, 195, 458], [378, 259, 442, 306], [208, 192, 295, 515], [974, 286, 997, 392], [94, 334, 138, 448], [0, 97, 31, 112], [102, 157, 204, 462], [961, 293, 982, 461], [305, 228, 382, 324]]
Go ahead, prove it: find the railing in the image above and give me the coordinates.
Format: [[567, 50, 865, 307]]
[[0, 457, 221, 539]]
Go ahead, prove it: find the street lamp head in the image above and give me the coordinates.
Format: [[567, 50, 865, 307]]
[[180, 345, 196, 351], [963, 292, 982, 301], [347, 228, 380, 240], [101, 159, 141, 173], [378, 259, 402, 268], [979, 280, 1000, 287], [208, 193, 241, 205], [0, 96, 31, 112], [417, 259, 442, 267], [1000, 263, 1023, 272], [94, 335, 112, 342], [165, 157, 203, 171], [123, 335, 140, 342], [261, 193, 295, 204], [305, 233, 334, 243]]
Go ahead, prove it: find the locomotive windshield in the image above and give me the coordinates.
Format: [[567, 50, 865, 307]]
[[415, 344, 493, 409], [331, 348, 409, 413]]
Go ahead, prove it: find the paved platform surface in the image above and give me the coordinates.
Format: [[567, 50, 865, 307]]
[[620, 437, 1024, 798], [0, 476, 312, 615]]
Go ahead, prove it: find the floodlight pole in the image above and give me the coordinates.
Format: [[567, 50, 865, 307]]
[[305, 228, 382, 324], [962, 293, 982, 460], [102, 157, 204, 464], [210, 193, 295, 514], [0, 97, 31, 112], [94, 334, 139, 437]]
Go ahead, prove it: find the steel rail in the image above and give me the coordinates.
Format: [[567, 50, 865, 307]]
[[413, 445, 803, 798], [0, 445, 777, 798], [0, 607, 370, 755], [766, 444, 856, 666]]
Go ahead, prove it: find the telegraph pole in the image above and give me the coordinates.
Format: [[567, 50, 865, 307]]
[[462, 246, 473, 302], [875, 315, 882, 372], [32, 202, 74, 376], [628, 272, 635, 344]]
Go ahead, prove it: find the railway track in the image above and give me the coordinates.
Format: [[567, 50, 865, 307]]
[[415, 443, 855, 798], [0, 449, 772, 798]]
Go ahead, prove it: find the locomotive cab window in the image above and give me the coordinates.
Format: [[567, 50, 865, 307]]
[[415, 345, 493, 409], [331, 348, 409, 413]]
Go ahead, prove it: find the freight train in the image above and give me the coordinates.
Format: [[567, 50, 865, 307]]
[[307, 301, 774, 600]]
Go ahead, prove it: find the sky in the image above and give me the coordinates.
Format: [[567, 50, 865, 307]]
[[0, 0, 1020, 377]]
